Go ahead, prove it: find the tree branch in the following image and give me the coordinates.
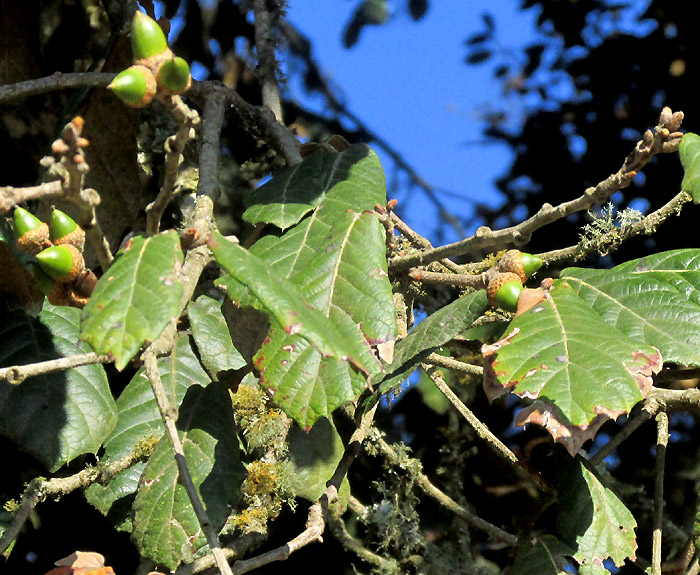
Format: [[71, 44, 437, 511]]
[[0, 181, 63, 215], [536, 190, 692, 267], [0, 352, 112, 384], [189, 82, 302, 167], [652, 410, 669, 575], [145, 96, 200, 235], [0, 72, 114, 105], [0, 448, 153, 556], [421, 364, 548, 491], [388, 107, 684, 271], [373, 434, 519, 546], [253, 0, 284, 122]]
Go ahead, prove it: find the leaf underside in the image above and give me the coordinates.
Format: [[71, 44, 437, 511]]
[[556, 456, 637, 571]]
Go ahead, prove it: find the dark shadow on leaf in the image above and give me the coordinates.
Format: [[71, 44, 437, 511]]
[[0, 306, 67, 471]]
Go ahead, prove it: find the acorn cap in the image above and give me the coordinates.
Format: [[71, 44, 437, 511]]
[[108, 65, 156, 108], [50, 209, 85, 251], [131, 11, 169, 60], [156, 56, 192, 95], [47, 282, 89, 309], [36, 244, 85, 283], [498, 250, 543, 283], [487, 272, 524, 312]]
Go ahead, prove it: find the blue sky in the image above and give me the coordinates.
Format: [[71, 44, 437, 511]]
[[284, 1, 540, 244]]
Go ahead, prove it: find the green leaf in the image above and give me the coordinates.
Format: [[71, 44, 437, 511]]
[[243, 144, 385, 230], [243, 144, 350, 230], [562, 249, 700, 366], [216, 144, 395, 428], [286, 417, 348, 502], [188, 295, 246, 377], [85, 335, 210, 530], [254, 330, 374, 428], [556, 456, 637, 571], [210, 232, 379, 375], [483, 281, 661, 455], [680, 132, 700, 203], [131, 382, 245, 570], [511, 535, 575, 575], [0, 303, 116, 471], [81, 231, 184, 370], [377, 290, 489, 397]]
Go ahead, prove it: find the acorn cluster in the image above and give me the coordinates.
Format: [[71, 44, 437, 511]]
[[12, 207, 96, 308], [486, 250, 543, 313], [108, 11, 192, 108]]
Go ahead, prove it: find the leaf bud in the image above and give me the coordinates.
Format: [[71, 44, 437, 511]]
[[13, 207, 50, 255], [131, 11, 169, 60], [156, 56, 192, 95], [36, 244, 85, 283], [108, 65, 156, 108], [49, 209, 85, 252], [487, 272, 524, 312]]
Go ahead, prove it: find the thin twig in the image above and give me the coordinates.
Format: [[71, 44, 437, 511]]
[[0, 449, 153, 556], [145, 96, 200, 235], [173, 534, 267, 575], [373, 435, 519, 546], [327, 510, 400, 571], [588, 401, 660, 467], [44, 117, 114, 269], [652, 410, 669, 575], [230, 502, 324, 574], [390, 211, 461, 273], [408, 268, 487, 290], [253, 0, 283, 122], [423, 352, 483, 376], [0, 352, 112, 384], [422, 364, 549, 491], [142, 348, 234, 575], [388, 108, 684, 271]]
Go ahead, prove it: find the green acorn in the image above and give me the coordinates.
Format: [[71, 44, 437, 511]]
[[30, 263, 56, 296], [49, 209, 85, 252], [487, 272, 524, 313], [36, 244, 85, 283], [13, 206, 50, 255], [156, 56, 192, 95], [520, 252, 543, 278], [108, 65, 157, 108], [498, 250, 543, 283], [131, 11, 169, 61]]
